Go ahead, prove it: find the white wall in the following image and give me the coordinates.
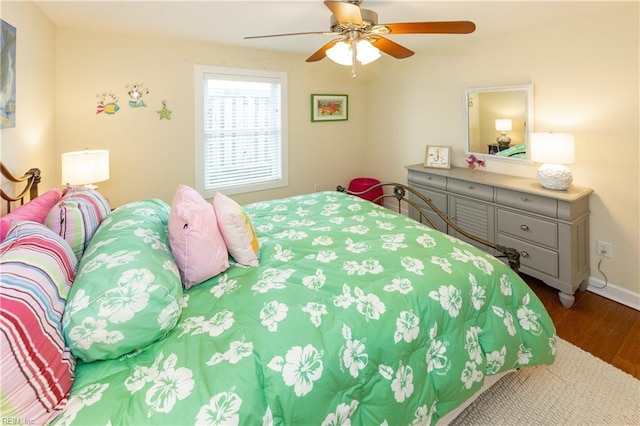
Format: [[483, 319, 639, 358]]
[[0, 1, 56, 209], [364, 2, 639, 304]]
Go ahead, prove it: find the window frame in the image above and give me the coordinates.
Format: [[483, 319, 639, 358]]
[[194, 65, 288, 198]]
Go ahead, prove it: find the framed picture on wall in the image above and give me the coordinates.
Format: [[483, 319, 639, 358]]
[[424, 145, 451, 169], [311, 94, 348, 122], [1, 19, 17, 129]]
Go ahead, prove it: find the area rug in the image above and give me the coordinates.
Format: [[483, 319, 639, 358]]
[[450, 337, 640, 425]]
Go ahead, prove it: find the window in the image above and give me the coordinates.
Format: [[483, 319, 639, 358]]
[[195, 65, 288, 198]]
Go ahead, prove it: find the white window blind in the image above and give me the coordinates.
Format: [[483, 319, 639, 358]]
[[195, 66, 288, 197]]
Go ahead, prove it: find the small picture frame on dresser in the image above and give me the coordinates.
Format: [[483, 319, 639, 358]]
[[424, 145, 451, 169]]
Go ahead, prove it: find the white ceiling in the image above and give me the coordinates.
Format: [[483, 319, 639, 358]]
[[34, 1, 614, 58]]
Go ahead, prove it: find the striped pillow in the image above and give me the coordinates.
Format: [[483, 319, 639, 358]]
[[0, 221, 77, 424], [45, 187, 110, 260]]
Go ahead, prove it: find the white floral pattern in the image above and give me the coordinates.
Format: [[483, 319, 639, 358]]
[[179, 310, 234, 338], [391, 363, 415, 403], [196, 389, 243, 425], [99, 268, 157, 323], [68, 317, 124, 350], [340, 324, 368, 378], [268, 344, 324, 397], [394, 310, 419, 343], [302, 269, 326, 291], [429, 285, 463, 318], [210, 274, 240, 298], [54, 192, 556, 426], [260, 301, 288, 332], [125, 352, 194, 417], [322, 401, 359, 426], [207, 340, 254, 366], [302, 302, 327, 327]]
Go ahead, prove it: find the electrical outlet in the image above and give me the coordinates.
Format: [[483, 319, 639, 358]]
[[314, 184, 320, 192], [596, 240, 612, 258]]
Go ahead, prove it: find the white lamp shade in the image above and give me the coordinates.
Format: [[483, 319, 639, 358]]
[[355, 39, 381, 65], [327, 39, 381, 66], [495, 119, 512, 132], [326, 41, 352, 66], [530, 133, 575, 164], [61, 149, 110, 186]]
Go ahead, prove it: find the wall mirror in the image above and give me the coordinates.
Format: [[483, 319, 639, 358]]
[[463, 84, 533, 163]]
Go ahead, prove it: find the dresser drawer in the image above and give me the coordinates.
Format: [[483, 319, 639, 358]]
[[496, 188, 557, 217], [497, 209, 558, 249], [407, 170, 447, 190], [497, 233, 559, 278], [409, 186, 448, 213], [447, 178, 494, 202]]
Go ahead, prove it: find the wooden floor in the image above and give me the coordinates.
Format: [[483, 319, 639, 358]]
[[524, 274, 640, 380]]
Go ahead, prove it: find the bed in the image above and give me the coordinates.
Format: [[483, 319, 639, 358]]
[[0, 163, 557, 425]]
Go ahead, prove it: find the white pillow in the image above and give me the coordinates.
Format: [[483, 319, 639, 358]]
[[212, 192, 260, 267]]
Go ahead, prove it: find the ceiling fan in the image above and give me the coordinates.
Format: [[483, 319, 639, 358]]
[[245, 0, 475, 75]]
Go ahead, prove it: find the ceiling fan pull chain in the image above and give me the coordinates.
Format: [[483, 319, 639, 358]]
[[351, 44, 357, 78]]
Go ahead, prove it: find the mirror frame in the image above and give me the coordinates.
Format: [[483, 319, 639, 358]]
[[463, 84, 534, 164]]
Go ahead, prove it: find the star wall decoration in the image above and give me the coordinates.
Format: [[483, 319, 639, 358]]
[[157, 100, 172, 120]]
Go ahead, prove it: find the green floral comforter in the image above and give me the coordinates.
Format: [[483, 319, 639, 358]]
[[53, 191, 556, 425]]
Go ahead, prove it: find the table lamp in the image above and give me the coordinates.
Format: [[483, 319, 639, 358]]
[[495, 119, 513, 147], [61, 149, 110, 189], [530, 132, 575, 190]]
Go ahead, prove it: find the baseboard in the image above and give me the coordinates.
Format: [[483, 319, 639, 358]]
[[587, 276, 640, 311]]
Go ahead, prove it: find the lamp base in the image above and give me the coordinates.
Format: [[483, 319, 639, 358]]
[[64, 184, 98, 190], [537, 164, 573, 190], [496, 134, 511, 147]]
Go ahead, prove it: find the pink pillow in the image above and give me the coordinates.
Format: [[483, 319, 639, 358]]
[[213, 192, 260, 267], [168, 185, 229, 288], [0, 188, 63, 242]]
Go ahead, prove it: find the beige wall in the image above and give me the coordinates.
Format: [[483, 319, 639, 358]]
[[54, 29, 369, 207], [363, 2, 639, 306], [0, 1, 56, 206], [2, 1, 638, 307]]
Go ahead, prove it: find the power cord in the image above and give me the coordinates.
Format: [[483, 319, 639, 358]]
[[590, 253, 609, 289]]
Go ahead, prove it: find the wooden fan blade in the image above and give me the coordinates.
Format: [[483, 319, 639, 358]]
[[370, 36, 414, 59], [245, 31, 331, 40], [306, 39, 341, 62], [324, 1, 363, 26], [384, 21, 476, 34]]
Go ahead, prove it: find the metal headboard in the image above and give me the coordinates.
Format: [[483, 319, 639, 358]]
[[1, 162, 41, 213], [337, 182, 521, 271]]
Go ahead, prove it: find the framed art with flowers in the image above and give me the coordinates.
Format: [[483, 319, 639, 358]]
[[311, 94, 348, 122]]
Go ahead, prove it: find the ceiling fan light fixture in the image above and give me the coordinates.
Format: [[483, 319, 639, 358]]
[[326, 41, 353, 66], [356, 39, 381, 64]]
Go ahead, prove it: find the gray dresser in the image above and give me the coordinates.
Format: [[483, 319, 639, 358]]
[[406, 164, 594, 308]]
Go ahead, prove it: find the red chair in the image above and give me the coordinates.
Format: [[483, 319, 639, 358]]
[[347, 178, 383, 205]]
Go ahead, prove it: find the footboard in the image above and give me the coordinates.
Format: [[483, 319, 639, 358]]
[[1, 162, 41, 213], [337, 182, 521, 271]]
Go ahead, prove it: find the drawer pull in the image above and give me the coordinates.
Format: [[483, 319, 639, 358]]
[[520, 251, 530, 258], [427, 176, 432, 180], [521, 196, 528, 202], [467, 185, 473, 189], [520, 224, 530, 231]]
